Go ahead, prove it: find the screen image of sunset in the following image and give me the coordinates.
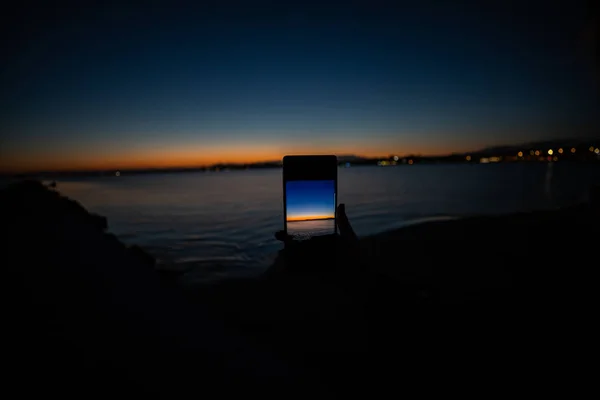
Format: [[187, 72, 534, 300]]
[[286, 180, 335, 222], [286, 180, 336, 238]]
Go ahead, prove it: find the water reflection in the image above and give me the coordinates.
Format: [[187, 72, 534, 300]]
[[54, 164, 600, 280]]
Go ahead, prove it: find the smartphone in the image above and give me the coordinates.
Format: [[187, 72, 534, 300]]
[[283, 155, 338, 242]]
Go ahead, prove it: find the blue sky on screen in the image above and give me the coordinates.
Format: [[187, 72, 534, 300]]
[[286, 180, 335, 221]]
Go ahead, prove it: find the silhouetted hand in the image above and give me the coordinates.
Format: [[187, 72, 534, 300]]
[[275, 203, 357, 243], [271, 204, 362, 274]]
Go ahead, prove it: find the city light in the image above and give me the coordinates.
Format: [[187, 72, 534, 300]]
[[336, 142, 599, 167]]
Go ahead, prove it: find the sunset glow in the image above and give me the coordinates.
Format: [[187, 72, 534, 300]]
[[0, 139, 481, 173], [287, 215, 335, 222], [2, 2, 597, 175]]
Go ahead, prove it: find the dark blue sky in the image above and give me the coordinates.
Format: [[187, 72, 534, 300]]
[[1, 0, 598, 171], [286, 180, 335, 220]]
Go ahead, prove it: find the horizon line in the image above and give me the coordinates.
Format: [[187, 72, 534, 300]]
[[5, 137, 600, 175], [0, 153, 483, 174], [287, 216, 335, 222]]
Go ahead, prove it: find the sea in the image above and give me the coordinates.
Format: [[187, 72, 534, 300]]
[[43, 163, 600, 282]]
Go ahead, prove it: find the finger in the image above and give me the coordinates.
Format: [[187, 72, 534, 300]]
[[275, 230, 292, 243], [275, 230, 286, 241], [337, 203, 358, 242]]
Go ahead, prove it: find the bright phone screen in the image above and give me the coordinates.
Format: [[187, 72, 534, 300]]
[[285, 180, 336, 240]]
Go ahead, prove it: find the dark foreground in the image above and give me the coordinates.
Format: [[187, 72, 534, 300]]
[[3, 181, 596, 397]]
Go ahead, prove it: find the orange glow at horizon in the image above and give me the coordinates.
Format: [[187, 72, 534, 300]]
[[0, 139, 474, 173], [1, 148, 280, 172], [287, 215, 334, 222]]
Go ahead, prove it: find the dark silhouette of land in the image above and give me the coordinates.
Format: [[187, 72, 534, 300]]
[[287, 217, 335, 222], [3, 180, 597, 396], [3, 138, 600, 179]]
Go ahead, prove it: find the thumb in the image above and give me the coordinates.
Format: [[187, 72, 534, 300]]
[[274, 230, 293, 244], [337, 203, 357, 242]]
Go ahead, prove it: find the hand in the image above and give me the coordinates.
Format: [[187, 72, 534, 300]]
[[274, 203, 358, 245], [271, 204, 361, 274]]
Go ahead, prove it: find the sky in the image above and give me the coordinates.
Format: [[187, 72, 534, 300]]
[[1, 0, 598, 172], [286, 180, 335, 221]]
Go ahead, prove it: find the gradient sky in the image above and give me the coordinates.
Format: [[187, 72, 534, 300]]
[[286, 180, 335, 221], [1, 0, 598, 172]]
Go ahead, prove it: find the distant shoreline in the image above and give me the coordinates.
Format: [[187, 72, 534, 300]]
[[4, 138, 600, 178], [287, 217, 335, 223]]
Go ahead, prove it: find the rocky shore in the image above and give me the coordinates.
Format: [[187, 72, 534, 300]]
[[3, 180, 596, 396]]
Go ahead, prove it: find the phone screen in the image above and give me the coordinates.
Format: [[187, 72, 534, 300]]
[[285, 180, 336, 240], [283, 155, 337, 241]]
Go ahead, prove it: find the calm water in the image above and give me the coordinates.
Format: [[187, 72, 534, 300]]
[[53, 163, 600, 282]]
